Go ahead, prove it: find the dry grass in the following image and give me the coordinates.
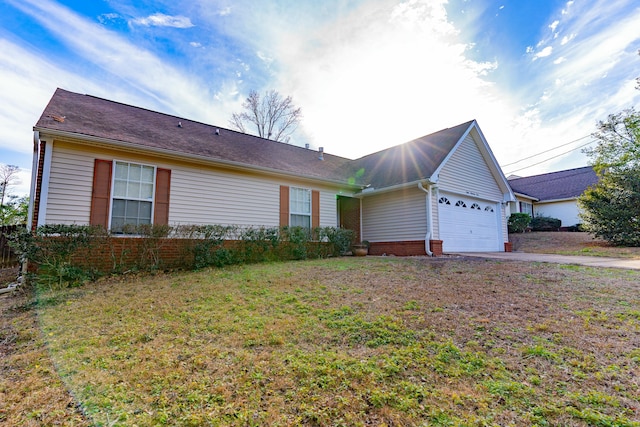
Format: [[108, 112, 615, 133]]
[[510, 231, 640, 259], [0, 287, 89, 426], [19, 257, 640, 426]]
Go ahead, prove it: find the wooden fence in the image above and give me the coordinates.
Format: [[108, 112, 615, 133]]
[[0, 225, 23, 268]]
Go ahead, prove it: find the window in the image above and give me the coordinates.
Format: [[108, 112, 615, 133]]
[[470, 203, 481, 210], [290, 187, 311, 228], [519, 201, 533, 216], [111, 161, 155, 232], [455, 200, 467, 207], [438, 197, 450, 205], [484, 206, 494, 212]]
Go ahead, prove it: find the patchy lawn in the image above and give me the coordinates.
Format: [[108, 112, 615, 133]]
[[0, 287, 89, 426], [7, 257, 637, 426], [510, 231, 640, 259]]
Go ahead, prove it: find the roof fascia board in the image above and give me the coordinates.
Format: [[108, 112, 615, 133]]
[[354, 179, 427, 198], [431, 121, 515, 202], [470, 124, 516, 200], [35, 127, 360, 190], [513, 192, 539, 202], [535, 197, 578, 204]]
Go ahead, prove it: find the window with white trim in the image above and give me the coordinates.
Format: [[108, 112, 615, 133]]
[[290, 187, 311, 228], [111, 161, 155, 232], [519, 201, 533, 216]]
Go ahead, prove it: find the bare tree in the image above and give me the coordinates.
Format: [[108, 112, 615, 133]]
[[229, 90, 302, 143], [0, 164, 20, 210]]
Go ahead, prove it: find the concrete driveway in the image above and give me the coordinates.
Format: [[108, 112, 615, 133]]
[[455, 252, 640, 270]]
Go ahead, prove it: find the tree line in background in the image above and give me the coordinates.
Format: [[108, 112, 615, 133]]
[[578, 51, 640, 246], [0, 164, 28, 226]]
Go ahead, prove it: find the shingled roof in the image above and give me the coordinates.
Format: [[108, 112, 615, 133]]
[[508, 166, 599, 201], [35, 89, 355, 185], [34, 88, 482, 190], [352, 121, 474, 189]]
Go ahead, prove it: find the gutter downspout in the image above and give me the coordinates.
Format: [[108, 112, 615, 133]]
[[27, 132, 40, 231], [418, 182, 433, 257]]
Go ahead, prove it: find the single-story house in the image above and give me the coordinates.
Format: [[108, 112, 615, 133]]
[[508, 166, 599, 228], [28, 88, 515, 255]]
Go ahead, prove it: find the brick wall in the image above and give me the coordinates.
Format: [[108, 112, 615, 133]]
[[368, 240, 427, 256]]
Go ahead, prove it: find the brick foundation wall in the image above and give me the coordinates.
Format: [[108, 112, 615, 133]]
[[368, 240, 427, 256]]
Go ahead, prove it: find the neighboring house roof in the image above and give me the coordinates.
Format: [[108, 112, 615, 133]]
[[34, 88, 510, 194], [508, 166, 598, 201]]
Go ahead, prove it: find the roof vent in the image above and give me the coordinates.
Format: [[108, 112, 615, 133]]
[[178, 121, 182, 128], [318, 147, 324, 161], [215, 129, 220, 135], [305, 143, 310, 149]]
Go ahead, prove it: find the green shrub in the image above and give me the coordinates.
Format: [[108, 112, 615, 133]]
[[530, 216, 562, 231], [11, 224, 358, 286], [508, 213, 531, 233]]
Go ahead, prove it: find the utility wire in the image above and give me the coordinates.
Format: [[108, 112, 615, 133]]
[[505, 139, 596, 175], [501, 134, 592, 167]]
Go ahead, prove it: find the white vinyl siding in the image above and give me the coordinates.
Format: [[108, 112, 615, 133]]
[[41, 141, 341, 229], [362, 188, 426, 242], [534, 200, 581, 227], [438, 134, 503, 202], [320, 192, 338, 227], [45, 145, 94, 224]]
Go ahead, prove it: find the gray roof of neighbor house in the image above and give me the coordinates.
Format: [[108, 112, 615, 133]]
[[508, 166, 598, 201], [34, 88, 479, 190]]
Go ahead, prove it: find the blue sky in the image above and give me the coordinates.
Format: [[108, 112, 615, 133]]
[[1, 0, 639, 196]]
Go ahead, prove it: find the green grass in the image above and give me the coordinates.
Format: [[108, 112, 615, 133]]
[[24, 257, 640, 425]]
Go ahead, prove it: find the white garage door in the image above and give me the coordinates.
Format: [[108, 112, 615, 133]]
[[438, 193, 501, 252]]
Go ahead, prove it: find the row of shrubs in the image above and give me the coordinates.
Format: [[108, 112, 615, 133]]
[[507, 213, 568, 233], [9, 224, 356, 289]]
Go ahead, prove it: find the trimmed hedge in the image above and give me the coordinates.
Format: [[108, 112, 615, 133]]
[[507, 213, 531, 233], [9, 224, 356, 289], [530, 216, 561, 231]]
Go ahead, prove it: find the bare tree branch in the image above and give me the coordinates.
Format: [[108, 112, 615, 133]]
[[228, 90, 302, 142]]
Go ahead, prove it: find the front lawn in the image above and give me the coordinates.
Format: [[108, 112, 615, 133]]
[[18, 257, 639, 426]]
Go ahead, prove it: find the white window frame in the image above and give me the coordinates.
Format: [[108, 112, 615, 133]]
[[109, 160, 157, 233], [520, 201, 533, 216], [290, 187, 311, 228]]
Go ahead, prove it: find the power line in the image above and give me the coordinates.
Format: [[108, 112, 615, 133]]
[[505, 139, 596, 175], [501, 134, 592, 167]]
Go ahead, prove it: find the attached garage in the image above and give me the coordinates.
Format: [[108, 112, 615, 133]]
[[438, 192, 502, 252]]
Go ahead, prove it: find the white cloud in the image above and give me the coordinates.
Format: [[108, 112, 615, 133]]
[[553, 57, 567, 64], [560, 33, 576, 45], [131, 13, 194, 28], [5, 0, 230, 122], [549, 20, 559, 32], [533, 46, 553, 60], [218, 7, 232, 16]]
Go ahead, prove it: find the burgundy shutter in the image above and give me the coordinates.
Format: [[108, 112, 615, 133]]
[[89, 159, 113, 228], [154, 168, 171, 225], [312, 190, 320, 229], [280, 185, 289, 226]]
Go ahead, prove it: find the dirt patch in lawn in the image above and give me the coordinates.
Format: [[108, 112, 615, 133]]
[[510, 231, 640, 258], [31, 257, 640, 426]]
